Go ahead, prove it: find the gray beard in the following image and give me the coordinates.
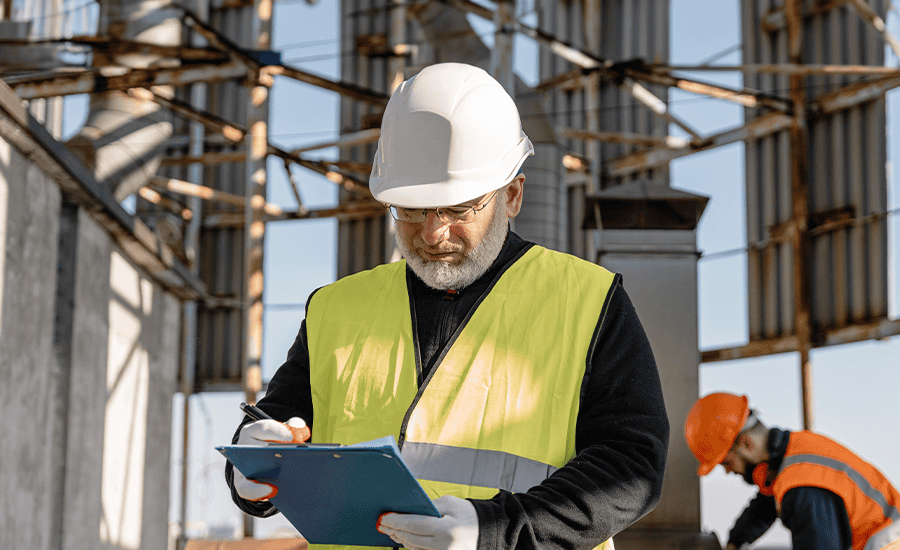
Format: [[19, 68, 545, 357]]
[[396, 204, 508, 290]]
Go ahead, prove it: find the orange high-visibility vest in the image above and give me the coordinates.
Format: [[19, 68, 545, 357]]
[[773, 431, 900, 550]]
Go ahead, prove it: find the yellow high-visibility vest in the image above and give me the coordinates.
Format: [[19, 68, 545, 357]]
[[306, 245, 616, 550]]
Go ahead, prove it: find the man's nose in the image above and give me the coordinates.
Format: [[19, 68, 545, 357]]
[[419, 211, 451, 244]]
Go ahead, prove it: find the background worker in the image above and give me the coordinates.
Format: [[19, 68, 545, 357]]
[[685, 392, 900, 550], [225, 62, 669, 550]]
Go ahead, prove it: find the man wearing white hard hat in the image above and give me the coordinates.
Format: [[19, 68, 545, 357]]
[[225, 63, 669, 550]]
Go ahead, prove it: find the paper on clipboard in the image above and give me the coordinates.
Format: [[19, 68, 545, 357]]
[[217, 436, 440, 546]]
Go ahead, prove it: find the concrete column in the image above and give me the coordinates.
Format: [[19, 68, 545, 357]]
[[585, 181, 720, 549]]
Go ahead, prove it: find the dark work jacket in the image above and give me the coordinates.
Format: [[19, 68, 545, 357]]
[[728, 428, 854, 550], [225, 231, 670, 550]]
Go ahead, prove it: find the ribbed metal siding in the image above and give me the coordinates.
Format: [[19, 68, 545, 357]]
[[193, 4, 257, 390], [742, 0, 888, 341], [537, 0, 670, 259], [337, 0, 394, 278]]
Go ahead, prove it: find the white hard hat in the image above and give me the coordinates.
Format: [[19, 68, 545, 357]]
[[370, 63, 534, 208]]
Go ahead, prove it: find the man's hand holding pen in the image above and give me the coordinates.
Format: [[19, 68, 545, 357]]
[[233, 403, 310, 501]]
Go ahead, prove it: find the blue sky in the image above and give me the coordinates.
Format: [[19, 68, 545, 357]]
[[134, 0, 900, 545]]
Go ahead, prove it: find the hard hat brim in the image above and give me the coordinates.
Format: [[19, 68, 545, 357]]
[[371, 137, 533, 208]]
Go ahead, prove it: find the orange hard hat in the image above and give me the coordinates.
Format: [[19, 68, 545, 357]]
[[684, 392, 750, 476]]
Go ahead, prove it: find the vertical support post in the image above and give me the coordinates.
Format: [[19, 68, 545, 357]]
[[785, 0, 814, 430], [41, 0, 64, 138], [492, 0, 515, 232], [583, 0, 601, 262], [177, 13, 209, 540], [584, 0, 601, 194], [242, 0, 273, 538], [242, 36, 271, 408], [243, 0, 273, 412], [385, 0, 408, 262], [491, 0, 515, 94], [177, 389, 191, 550], [388, 0, 407, 93]]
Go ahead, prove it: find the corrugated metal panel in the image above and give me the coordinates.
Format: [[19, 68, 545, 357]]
[[743, 0, 888, 341], [193, 4, 258, 390], [537, 0, 670, 259], [336, 0, 392, 278]]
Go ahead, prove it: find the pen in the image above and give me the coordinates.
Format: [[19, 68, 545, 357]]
[[240, 402, 272, 422]]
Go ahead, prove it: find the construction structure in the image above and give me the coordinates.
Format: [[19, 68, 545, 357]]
[[1, 0, 898, 549]]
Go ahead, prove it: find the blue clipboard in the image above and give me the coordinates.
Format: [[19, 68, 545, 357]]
[[217, 436, 440, 546]]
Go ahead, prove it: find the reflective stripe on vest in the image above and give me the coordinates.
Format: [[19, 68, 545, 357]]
[[866, 515, 900, 550], [781, 454, 900, 526], [402, 441, 559, 493]]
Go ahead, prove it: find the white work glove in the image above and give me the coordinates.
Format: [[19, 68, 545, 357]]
[[233, 416, 309, 501], [377, 495, 479, 550]]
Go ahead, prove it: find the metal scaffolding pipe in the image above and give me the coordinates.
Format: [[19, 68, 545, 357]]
[[659, 63, 900, 75], [621, 77, 702, 139], [847, 0, 900, 60]]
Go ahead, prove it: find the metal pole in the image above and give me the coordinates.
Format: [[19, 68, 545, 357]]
[[785, 0, 814, 430], [847, 0, 900, 60], [241, 0, 273, 538], [177, 391, 191, 550], [388, 0, 407, 93], [583, 0, 601, 260], [584, 0, 600, 193], [490, 0, 515, 94]]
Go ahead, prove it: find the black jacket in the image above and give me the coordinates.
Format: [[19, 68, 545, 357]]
[[226, 231, 670, 550]]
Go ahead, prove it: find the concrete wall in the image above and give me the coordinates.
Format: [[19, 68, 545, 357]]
[[0, 127, 62, 550], [0, 134, 181, 550]]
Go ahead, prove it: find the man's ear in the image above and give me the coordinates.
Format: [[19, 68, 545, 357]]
[[505, 175, 525, 217], [736, 433, 755, 453]]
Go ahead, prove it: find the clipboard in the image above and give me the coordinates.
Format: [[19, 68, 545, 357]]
[[217, 436, 440, 546]]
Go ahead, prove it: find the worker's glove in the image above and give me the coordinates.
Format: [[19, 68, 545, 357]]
[[376, 495, 478, 550], [233, 417, 309, 502]]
